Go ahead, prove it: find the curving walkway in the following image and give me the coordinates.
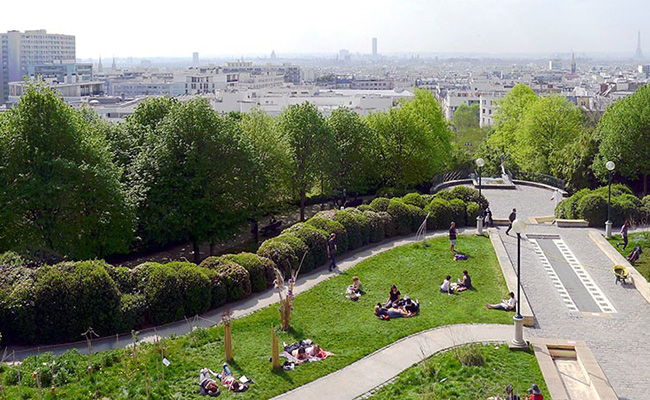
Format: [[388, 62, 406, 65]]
[[272, 324, 513, 400], [2, 229, 455, 362]]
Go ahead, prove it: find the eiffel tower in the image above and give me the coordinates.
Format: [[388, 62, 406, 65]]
[[635, 31, 644, 59]]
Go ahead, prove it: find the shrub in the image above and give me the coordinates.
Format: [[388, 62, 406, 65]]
[[117, 293, 147, 333], [402, 192, 427, 209], [642, 195, 650, 223], [357, 204, 372, 212], [284, 223, 329, 269], [369, 197, 391, 212], [577, 193, 608, 227], [376, 186, 407, 198], [612, 194, 643, 225], [449, 186, 482, 205], [466, 201, 481, 222], [425, 198, 453, 230], [362, 210, 386, 242], [256, 239, 298, 277], [202, 268, 228, 308], [449, 199, 468, 227], [434, 190, 454, 201], [138, 262, 188, 325], [555, 198, 570, 219], [378, 211, 398, 237], [211, 261, 252, 302], [306, 216, 349, 254], [564, 188, 591, 219], [173, 262, 212, 316], [221, 252, 275, 292], [334, 210, 365, 250], [346, 208, 372, 246], [405, 203, 427, 232], [273, 234, 315, 272], [387, 199, 412, 236], [106, 265, 137, 294], [593, 183, 633, 198], [4, 284, 36, 343]]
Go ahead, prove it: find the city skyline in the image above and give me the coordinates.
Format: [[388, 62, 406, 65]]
[[2, 0, 648, 59]]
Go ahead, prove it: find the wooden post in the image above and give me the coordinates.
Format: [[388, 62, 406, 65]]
[[222, 310, 234, 362], [271, 324, 280, 370]]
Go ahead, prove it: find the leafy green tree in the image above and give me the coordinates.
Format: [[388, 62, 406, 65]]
[[0, 84, 134, 259], [279, 102, 332, 221], [453, 104, 488, 154], [326, 107, 378, 197], [513, 96, 586, 175], [368, 89, 452, 189], [136, 98, 249, 262], [238, 108, 291, 215], [595, 84, 650, 193]]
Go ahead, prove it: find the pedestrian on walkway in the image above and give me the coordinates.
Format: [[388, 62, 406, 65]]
[[505, 208, 517, 235], [327, 233, 338, 271], [449, 221, 457, 253], [484, 206, 493, 227], [617, 220, 630, 250]]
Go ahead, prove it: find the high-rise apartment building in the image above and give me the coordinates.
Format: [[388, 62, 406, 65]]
[[372, 37, 378, 57], [1, 29, 75, 104]]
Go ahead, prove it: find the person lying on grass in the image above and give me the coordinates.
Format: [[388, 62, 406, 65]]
[[198, 368, 220, 396], [281, 340, 332, 365], [374, 301, 418, 320], [486, 292, 516, 311], [216, 363, 248, 392], [456, 270, 472, 292]]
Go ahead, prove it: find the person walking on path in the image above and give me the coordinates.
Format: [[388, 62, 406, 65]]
[[505, 208, 517, 236], [327, 233, 338, 271], [617, 220, 630, 250], [449, 221, 457, 254]]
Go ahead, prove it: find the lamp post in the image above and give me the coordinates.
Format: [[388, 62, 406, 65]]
[[605, 161, 615, 238], [476, 158, 485, 235], [511, 218, 527, 348]]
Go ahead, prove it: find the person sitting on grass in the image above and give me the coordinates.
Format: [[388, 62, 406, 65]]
[[486, 292, 516, 311], [440, 275, 454, 295], [346, 276, 363, 300], [385, 284, 401, 307], [198, 368, 220, 397], [456, 270, 472, 292], [525, 383, 543, 399], [403, 297, 420, 314]]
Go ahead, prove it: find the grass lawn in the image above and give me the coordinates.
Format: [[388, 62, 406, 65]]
[[607, 231, 650, 281], [1, 235, 515, 399], [371, 344, 549, 400]]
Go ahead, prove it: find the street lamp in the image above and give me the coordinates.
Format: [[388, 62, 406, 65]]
[[476, 158, 485, 235], [605, 161, 615, 238], [511, 218, 527, 348]]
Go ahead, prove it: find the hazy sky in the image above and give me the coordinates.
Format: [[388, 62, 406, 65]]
[[3, 0, 648, 58]]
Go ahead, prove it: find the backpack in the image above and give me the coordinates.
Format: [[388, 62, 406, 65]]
[[454, 253, 468, 260]]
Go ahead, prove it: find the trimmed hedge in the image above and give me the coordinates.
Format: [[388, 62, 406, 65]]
[[362, 210, 386, 243], [405, 203, 427, 232], [334, 210, 365, 250], [577, 193, 608, 227], [467, 201, 481, 222], [306, 216, 349, 254], [369, 197, 391, 212], [200, 258, 252, 302], [221, 252, 276, 292], [449, 199, 467, 227], [274, 234, 315, 272], [402, 192, 427, 209], [284, 223, 329, 269], [256, 239, 298, 277], [378, 211, 398, 237], [387, 199, 412, 236], [425, 198, 453, 230], [557, 185, 642, 227]]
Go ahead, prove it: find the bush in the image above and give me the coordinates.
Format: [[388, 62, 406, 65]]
[[642, 195, 650, 223], [378, 211, 398, 237], [210, 261, 252, 302], [334, 210, 365, 250], [273, 234, 315, 273], [387, 199, 412, 235], [202, 268, 228, 308], [106, 265, 137, 294], [284, 223, 329, 269], [221, 252, 275, 292], [346, 208, 372, 246], [555, 198, 570, 219], [405, 203, 427, 232], [612, 194, 643, 225], [306, 216, 349, 254], [357, 204, 372, 212], [434, 190, 454, 201], [369, 197, 391, 212], [117, 293, 147, 333], [577, 193, 608, 227], [362, 210, 386, 243], [449, 199, 468, 227], [467, 201, 480, 222], [256, 239, 298, 277], [376, 186, 408, 198], [137, 262, 189, 325], [593, 183, 633, 198], [425, 198, 453, 230], [402, 192, 427, 209], [449, 186, 485, 207], [564, 188, 591, 219], [174, 262, 212, 316]]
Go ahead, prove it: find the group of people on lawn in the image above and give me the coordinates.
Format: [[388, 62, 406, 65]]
[[374, 284, 420, 319]]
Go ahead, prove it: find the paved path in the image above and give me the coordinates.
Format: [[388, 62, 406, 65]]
[[273, 324, 512, 400]]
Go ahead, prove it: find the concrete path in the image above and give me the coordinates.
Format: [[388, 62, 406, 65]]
[[272, 324, 512, 400]]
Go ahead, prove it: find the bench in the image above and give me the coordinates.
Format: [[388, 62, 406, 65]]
[[556, 219, 589, 228]]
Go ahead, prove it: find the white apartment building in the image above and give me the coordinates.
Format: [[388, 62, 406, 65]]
[[8, 77, 104, 104], [1, 29, 75, 104], [478, 91, 507, 127], [441, 90, 481, 122]]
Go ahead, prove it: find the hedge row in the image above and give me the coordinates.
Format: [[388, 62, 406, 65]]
[[555, 184, 647, 227], [0, 186, 487, 345]]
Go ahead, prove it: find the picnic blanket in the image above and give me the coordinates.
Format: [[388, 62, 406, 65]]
[[280, 347, 334, 364]]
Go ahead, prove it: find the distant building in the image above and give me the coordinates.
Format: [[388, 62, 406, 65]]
[[635, 31, 644, 59], [350, 78, 394, 90], [1, 29, 75, 104], [27, 62, 93, 83], [8, 77, 104, 105], [193, 52, 199, 66], [372, 37, 378, 57], [549, 58, 562, 71], [638, 64, 650, 74], [571, 52, 576, 74]]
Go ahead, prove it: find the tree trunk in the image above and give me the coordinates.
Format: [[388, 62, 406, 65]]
[[209, 240, 216, 256], [193, 240, 201, 264], [644, 173, 648, 196], [300, 190, 306, 221]]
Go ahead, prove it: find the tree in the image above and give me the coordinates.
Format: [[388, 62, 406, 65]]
[[278, 102, 332, 221], [136, 98, 249, 262], [453, 104, 487, 154], [0, 84, 134, 259], [326, 107, 378, 197], [368, 89, 452, 189], [237, 108, 291, 216], [595, 84, 650, 193]]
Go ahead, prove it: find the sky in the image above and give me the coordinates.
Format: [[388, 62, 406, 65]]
[[2, 0, 648, 59]]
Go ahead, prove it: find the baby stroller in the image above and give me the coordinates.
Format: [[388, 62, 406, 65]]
[[627, 246, 642, 265], [612, 265, 632, 285]]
